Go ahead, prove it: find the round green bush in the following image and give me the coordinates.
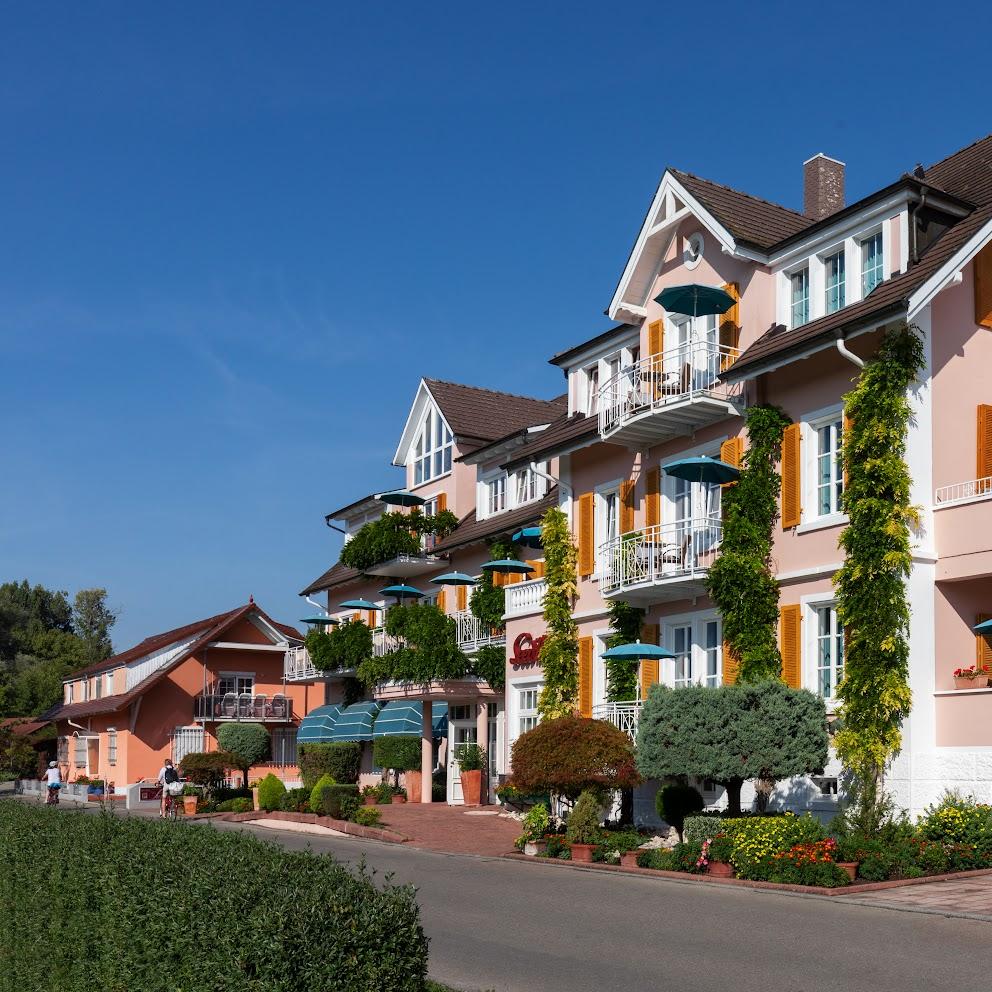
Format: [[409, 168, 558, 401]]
[[257, 773, 286, 812], [565, 790, 604, 846], [352, 806, 382, 828], [216, 723, 271, 784], [657, 783, 704, 841], [309, 773, 336, 814]]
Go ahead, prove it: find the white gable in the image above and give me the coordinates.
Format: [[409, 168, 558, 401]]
[[391, 379, 454, 467]]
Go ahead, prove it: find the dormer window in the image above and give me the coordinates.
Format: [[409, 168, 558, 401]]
[[861, 232, 883, 296], [486, 475, 507, 516], [790, 267, 810, 328], [413, 408, 453, 485], [824, 250, 845, 314]]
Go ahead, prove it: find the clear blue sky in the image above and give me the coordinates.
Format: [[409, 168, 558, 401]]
[[2, 2, 988, 648]]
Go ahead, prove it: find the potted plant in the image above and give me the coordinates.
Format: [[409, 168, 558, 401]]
[[565, 790, 603, 863], [953, 665, 992, 689], [702, 834, 735, 878], [361, 785, 378, 807], [181, 784, 199, 816], [86, 778, 105, 797], [390, 787, 407, 805], [518, 803, 551, 856], [620, 849, 643, 869], [458, 744, 486, 807]]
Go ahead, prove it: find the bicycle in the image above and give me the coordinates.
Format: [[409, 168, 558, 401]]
[[163, 791, 181, 820], [45, 784, 61, 806]]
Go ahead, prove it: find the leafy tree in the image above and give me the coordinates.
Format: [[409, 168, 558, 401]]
[[636, 682, 828, 816], [469, 538, 516, 628], [306, 620, 373, 673], [509, 715, 641, 801], [706, 405, 791, 683], [216, 723, 271, 786], [72, 589, 118, 665], [835, 324, 924, 795], [604, 599, 645, 702], [179, 750, 238, 795], [338, 510, 458, 573], [537, 507, 579, 719], [372, 735, 422, 787]]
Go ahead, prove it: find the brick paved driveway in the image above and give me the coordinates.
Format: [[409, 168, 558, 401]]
[[835, 872, 992, 919], [375, 803, 520, 856]]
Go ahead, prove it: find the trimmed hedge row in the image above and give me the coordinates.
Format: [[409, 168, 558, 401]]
[[0, 801, 428, 991], [298, 742, 361, 787]]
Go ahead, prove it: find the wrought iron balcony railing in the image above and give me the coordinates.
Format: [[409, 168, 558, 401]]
[[194, 693, 293, 722]]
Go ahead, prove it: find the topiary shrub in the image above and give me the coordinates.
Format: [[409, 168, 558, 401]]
[[320, 784, 361, 819], [656, 783, 704, 841], [510, 715, 641, 802], [565, 790, 604, 846], [179, 751, 238, 795], [373, 735, 422, 787], [298, 742, 362, 787], [309, 773, 336, 814], [216, 723, 271, 787], [256, 773, 286, 811]]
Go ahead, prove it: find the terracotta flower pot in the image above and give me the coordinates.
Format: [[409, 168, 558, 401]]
[[460, 769, 483, 807], [620, 850, 642, 869], [390, 794, 406, 804], [838, 861, 858, 881], [363, 794, 377, 806], [707, 860, 734, 878], [182, 795, 198, 816], [954, 674, 991, 689], [405, 770, 422, 804], [523, 840, 548, 857], [569, 843, 596, 863]]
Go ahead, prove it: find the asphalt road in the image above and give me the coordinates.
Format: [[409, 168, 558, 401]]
[[209, 819, 991, 992]]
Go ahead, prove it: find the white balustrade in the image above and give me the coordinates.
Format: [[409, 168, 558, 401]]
[[934, 477, 992, 508], [592, 700, 642, 740], [284, 645, 317, 682], [598, 340, 743, 437], [504, 578, 548, 619], [601, 519, 722, 594], [372, 627, 403, 656], [454, 610, 506, 652]]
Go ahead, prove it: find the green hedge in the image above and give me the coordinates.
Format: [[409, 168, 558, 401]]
[[373, 735, 422, 772], [298, 742, 362, 787], [257, 772, 286, 811], [0, 801, 427, 990], [320, 784, 360, 819]]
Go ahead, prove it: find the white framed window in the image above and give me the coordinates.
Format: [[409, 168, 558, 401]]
[[420, 496, 439, 550], [595, 484, 621, 573], [412, 407, 453, 486], [105, 672, 115, 696], [171, 726, 204, 765], [585, 364, 600, 415], [814, 604, 845, 699], [107, 729, 117, 766], [516, 683, 540, 736], [513, 464, 547, 507], [861, 231, 883, 296], [272, 727, 298, 766], [790, 267, 810, 327], [486, 474, 507, 516], [217, 674, 255, 697], [73, 734, 87, 767], [813, 415, 844, 517], [65, 682, 73, 704], [93, 675, 103, 699], [57, 736, 69, 764], [824, 250, 845, 314], [664, 612, 723, 688]]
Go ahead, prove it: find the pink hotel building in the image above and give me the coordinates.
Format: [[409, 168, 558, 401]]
[[297, 134, 992, 818]]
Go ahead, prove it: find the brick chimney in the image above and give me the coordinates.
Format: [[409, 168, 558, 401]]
[[803, 153, 845, 220]]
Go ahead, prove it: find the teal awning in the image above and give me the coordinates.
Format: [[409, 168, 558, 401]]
[[296, 704, 343, 744], [372, 701, 448, 738], [329, 701, 381, 742]]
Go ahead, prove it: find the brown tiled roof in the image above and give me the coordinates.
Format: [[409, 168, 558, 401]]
[[433, 489, 559, 554], [727, 200, 992, 378], [502, 412, 601, 470], [549, 324, 636, 367], [0, 718, 50, 737], [299, 562, 364, 597], [425, 379, 566, 443], [671, 169, 813, 250], [45, 603, 302, 722], [923, 134, 992, 205]]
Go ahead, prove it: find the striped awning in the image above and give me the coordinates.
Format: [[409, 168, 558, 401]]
[[329, 701, 381, 742], [296, 704, 343, 744], [372, 701, 448, 738]]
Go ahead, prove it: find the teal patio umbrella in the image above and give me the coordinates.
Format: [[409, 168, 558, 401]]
[[655, 284, 736, 317], [974, 619, 992, 634], [662, 456, 740, 486], [481, 559, 535, 576], [379, 584, 425, 603], [339, 599, 379, 611], [299, 615, 340, 626], [512, 527, 544, 549], [430, 572, 477, 586], [601, 641, 675, 661], [375, 488, 427, 507]]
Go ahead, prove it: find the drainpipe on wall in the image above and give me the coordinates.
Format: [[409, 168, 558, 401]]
[[530, 462, 572, 524], [305, 595, 326, 615], [909, 188, 929, 267], [835, 335, 865, 369]]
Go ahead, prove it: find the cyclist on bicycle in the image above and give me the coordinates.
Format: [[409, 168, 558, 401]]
[[157, 759, 181, 817], [44, 761, 62, 805]]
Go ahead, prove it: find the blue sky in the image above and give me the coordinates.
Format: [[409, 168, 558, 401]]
[[2, 2, 989, 648]]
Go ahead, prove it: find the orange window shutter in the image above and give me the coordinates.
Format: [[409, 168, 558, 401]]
[[367, 610, 376, 626], [640, 622, 659, 645], [639, 624, 660, 699], [578, 637, 594, 717], [645, 467, 661, 528], [648, 319, 664, 356], [457, 585, 467, 612], [436, 590, 446, 614], [723, 642, 739, 685], [781, 422, 802, 529], [974, 242, 992, 329], [351, 612, 361, 624], [978, 405, 992, 481], [526, 559, 545, 579], [620, 480, 635, 534], [578, 492, 595, 577], [779, 604, 802, 688], [437, 492, 447, 513], [719, 282, 741, 364], [978, 614, 992, 668]]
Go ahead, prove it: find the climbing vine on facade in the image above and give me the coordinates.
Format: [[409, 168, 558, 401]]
[[537, 507, 579, 719], [605, 599, 645, 701], [834, 323, 924, 787], [469, 538, 516, 628], [706, 404, 791, 683]]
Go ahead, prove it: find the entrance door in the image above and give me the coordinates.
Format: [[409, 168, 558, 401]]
[[87, 737, 100, 778], [446, 720, 478, 805]]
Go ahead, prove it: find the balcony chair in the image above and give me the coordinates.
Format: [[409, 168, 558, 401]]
[[237, 693, 253, 720], [220, 692, 238, 719], [269, 694, 288, 720], [252, 694, 267, 719]]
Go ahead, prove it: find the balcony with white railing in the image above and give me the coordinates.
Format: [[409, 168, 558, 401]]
[[372, 627, 404, 656], [454, 610, 506, 653], [598, 340, 744, 445], [284, 646, 358, 683], [504, 577, 547, 619], [592, 700, 642, 740], [363, 551, 447, 577], [934, 476, 992, 581], [600, 519, 722, 604], [935, 477, 992, 508]]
